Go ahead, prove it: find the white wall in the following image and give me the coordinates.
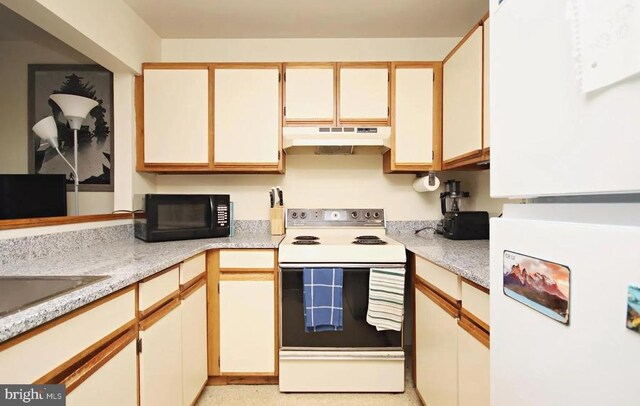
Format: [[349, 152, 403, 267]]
[[0, 0, 161, 73], [157, 155, 445, 221], [0, 40, 114, 215], [162, 37, 460, 62], [446, 170, 514, 217], [112, 72, 156, 211], [156, 37, 510, 220]]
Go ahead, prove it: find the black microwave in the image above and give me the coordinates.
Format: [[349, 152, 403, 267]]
[[134, 194, 230, 242]]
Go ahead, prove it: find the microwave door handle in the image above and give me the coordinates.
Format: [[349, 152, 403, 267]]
[[209, 197, 215, 229]]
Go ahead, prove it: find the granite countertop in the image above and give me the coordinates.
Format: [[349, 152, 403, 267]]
[[388, 232, 490, 289], [0, 232, 284, 343]]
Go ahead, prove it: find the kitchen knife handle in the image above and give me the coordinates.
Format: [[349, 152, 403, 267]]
[[277, 187, 284, 206]]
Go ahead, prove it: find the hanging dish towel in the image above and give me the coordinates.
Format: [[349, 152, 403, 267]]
[[303, 268, 343, 332], [366, 267, 406, 331]]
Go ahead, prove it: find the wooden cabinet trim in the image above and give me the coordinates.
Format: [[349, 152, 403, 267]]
[[0, 213, 131, 231], [458, 315, 490, 349], [442, 149, 484, 168], [283, 62, 337, 126], [138, 65, 214, 171], [337, 62, 391, 126], [414, 272, 461, 309], [33, 319, 137, 385], [142, 62, 210, 70], [462, 278, 490, 294], [139, 298, 181, 331], [212, 63, 282, 69], [338, 62, 391, 68], [60, 327, 137, 394], [211, 64, 284, 173], [444, 23, 484, 64], [0, 285, 136, 353], [135, 74, 145, 171], [139, 265, 179, 284], [219, 273, 274, 281], [180, 271, 206, 291], [207, 250, 221, 376], [415, 280, 459, 318], [385, 61, 443, 173], [219, 267, 275, 274], [207, 375, 279, 385], [273, 250, 279, 376], [180, 276, 206, 300], [460, 308, 490, 334]]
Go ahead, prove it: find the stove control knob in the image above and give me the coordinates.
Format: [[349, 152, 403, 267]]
[[373, 211, 381, 219], [300, 212, 307, 219], [291, 211, 298, 219], [350, 211, 359, 219], [364, 211, 372, 219]]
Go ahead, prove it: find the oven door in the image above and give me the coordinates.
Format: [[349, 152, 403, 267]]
[[279, 264, 405, 351]]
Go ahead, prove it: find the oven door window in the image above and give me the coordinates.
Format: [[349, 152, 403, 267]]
[[280, 268, 403, 349]]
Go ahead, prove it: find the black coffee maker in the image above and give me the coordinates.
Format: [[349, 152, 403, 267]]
[[436, 180, 489, 240]]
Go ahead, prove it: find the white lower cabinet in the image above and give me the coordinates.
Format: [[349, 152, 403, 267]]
[[415, 285, 459, 406], [181, 282, 208, 405], [219, 279, 275, 374], [139, 301, 183, 406], [458, 325, 490, 406], [66, 333, 138, 406]]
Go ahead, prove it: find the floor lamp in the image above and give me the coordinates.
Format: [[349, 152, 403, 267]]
[[32, 94, 98, 216]]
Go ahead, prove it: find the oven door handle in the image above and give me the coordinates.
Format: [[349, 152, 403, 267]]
[[278, 263, 406, 270], [279, 351, 405, 361]]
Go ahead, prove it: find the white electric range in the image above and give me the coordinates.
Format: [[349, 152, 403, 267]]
[[278, 208, 406, 393]]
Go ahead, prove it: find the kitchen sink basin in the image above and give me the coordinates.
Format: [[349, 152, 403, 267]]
[[0, 275, 109, 317]]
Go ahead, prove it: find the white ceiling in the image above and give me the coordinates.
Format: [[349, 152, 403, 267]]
[[123, 0, 488, 39]]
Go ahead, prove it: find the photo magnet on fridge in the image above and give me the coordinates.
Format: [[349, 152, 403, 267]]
[[627, 285, 640, 334], [503, 251, 570, 325]]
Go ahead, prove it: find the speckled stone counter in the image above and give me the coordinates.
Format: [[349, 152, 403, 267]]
[[0, 231, 284, 343], [388, 232, 490, 289]]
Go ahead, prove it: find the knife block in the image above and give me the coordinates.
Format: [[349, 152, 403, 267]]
[[270, 207, 285, 236]]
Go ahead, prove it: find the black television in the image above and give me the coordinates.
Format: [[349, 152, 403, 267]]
[[0, 174, 67, 220]]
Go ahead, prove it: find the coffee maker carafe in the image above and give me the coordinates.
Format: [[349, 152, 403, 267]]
[[440, 180, 469, 214], [436, 180, 470, 235]]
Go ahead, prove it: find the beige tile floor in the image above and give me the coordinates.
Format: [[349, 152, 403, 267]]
[[196, 363, 420, 406]]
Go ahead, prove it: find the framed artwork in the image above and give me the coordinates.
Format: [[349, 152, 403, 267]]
[[628, 285, 640, 334], [503, 250, 571, 324], [28, 64, 114, 192]]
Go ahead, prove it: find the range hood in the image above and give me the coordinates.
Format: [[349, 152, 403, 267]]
[[283, 127, 391, 155]]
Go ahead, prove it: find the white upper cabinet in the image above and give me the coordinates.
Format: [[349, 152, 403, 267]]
[[338, 63, 390, 125], [491, 0, 640, 197], [483, 17, 490, 151], [388, 63, 441, 171], [284, 64, 335, 124], [443, 25, 483, 164], [213, 65, 281, 168], [143, 67, 210, 165]]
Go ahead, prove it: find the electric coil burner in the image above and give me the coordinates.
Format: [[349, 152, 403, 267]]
[[278, 208, 406, 393], [292, 240, 320, 245]]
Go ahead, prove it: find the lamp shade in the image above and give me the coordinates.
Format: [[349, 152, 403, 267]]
[[32, 116, 59, 148], [49, 94, 98, 130]]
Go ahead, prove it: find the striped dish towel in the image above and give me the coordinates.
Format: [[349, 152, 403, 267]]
[[366, 267, 406, 331]]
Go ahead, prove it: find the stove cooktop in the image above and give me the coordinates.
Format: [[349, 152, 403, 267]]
[[279, 208, 405, 264]]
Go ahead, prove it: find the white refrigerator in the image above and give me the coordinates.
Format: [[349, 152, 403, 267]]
[[490, 1, 640, 405]]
